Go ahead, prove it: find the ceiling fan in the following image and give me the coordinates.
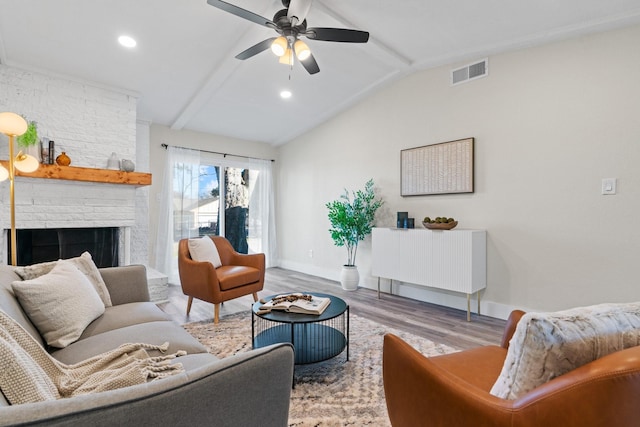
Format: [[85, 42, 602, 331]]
[[206, 0, 369, 75]]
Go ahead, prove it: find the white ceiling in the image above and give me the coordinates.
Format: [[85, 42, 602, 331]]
[[1, 0, 640, 145]]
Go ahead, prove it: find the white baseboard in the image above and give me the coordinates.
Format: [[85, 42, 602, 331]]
[[278, 260, 527, 320], [278, 260, 340, 283]]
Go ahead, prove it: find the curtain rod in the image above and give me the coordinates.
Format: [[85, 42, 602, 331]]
[[160, 143, 275, 162]]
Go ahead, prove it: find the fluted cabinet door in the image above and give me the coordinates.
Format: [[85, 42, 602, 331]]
[[371, 228, 486, 294]]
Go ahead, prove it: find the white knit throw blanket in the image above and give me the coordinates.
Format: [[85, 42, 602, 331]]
[[0, 310, 186, 405]]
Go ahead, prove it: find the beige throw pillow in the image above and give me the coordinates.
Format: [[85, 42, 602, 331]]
[[490, 302, 640, 400], [188, 236, 222, 268], [14, 252, 112, 307], [12, 261, 106, 348]]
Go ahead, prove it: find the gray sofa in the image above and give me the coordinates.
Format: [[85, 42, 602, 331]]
[[0, 264, 294, 426]]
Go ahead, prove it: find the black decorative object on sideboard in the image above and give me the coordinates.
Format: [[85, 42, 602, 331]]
[[396, 211, 414, 228]]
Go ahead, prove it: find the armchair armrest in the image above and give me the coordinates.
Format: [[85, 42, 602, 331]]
[[212, 236, 265, 271], [178, 256, 220, 301], [383, 333, 640, 427], [99, 265, 149, 305], [383, 333, 516, 426], [229, 251, 265, 271], [499, 310, 525, 349], [0, 343, 295, 427]]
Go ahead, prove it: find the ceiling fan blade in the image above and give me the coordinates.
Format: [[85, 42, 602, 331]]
[[305, 27, 369, 43], [300, 53, 320, 75], [235, 38, 277, 60], [207, 0, 276, 29]]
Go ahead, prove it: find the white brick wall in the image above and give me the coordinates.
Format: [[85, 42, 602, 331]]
[[0, 64, 148, 265]]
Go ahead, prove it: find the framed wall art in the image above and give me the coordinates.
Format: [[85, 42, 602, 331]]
[[401, 137, 474, 196]]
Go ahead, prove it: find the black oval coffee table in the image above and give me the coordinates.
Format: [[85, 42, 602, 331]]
[[251, 293, 349, 365]]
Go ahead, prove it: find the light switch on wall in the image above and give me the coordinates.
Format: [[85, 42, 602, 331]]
[[601, 178, 617, 195]]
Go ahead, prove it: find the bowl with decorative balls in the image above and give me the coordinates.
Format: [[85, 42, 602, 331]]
[[422, 217, 458, 230]]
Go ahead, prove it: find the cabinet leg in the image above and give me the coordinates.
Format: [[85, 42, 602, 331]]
[[467, 294, 471, 322], [477, 291, 481, 317], [377, 276, 380, 299]]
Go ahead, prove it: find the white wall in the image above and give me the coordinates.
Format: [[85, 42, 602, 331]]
[[147, 124, 278, 271], [276, 25, 640, 319]]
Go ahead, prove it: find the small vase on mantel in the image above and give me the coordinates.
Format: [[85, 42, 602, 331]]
[[56, 152, 71, 166], [121, 159, 135, 172], [340, 265, 360, 291], [107, 152, 120, 170]]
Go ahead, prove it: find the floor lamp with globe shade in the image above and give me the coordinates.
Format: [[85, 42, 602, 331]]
[[0, 112, 40, 266]]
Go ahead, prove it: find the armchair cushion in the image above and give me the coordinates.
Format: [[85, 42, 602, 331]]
[[490, 302, 640, 399], [217, 266, 261, 291], [188, 236, 222, 268]]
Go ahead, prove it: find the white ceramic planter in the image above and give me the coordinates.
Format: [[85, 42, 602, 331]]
[[340, 265, 360, 291]]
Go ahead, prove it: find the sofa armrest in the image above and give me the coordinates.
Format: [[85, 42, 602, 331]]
[[99, 265, 150, 305], [0, 343, 294, 427]]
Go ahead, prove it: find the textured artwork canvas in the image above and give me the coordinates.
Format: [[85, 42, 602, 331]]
[[401, 138, 474, 196]]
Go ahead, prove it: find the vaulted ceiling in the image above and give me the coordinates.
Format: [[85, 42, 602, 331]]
[[1, 0, 639, 145]]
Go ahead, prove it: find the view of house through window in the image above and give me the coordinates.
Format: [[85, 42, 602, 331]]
[[174, 162, 257, 254]]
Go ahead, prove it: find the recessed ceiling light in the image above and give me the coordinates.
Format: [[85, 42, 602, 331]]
[[280, 90, 292, 99], [118, 35, 137, 48]]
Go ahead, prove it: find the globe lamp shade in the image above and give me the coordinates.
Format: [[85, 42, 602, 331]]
[[0, 112, 28, 137], [14, 153, 40, 173]]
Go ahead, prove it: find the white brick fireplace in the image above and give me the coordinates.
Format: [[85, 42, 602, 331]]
[[0, 65, 150, 270], [0, 179, 137, 265]]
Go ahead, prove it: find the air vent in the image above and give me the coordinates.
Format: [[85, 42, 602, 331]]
[[451, 58, 488, 85]]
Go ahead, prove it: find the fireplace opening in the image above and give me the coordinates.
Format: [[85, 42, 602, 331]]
[[8, 227, 119, 267]]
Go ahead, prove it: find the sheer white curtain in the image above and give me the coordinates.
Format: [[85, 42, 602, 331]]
[[155, 146, 200, 284], [246, 157, 278, 267], [201, 152, 278, 267]]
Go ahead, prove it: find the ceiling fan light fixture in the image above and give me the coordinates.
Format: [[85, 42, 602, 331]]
[[271, 36, 287, 57], [279, 48, 294, 65], [294, 40, 311, 61]]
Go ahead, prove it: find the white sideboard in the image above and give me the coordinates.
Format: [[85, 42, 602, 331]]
[[371, 227, 486, 321]]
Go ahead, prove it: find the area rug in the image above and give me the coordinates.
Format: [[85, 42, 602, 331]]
[[183, 312, 457, 427]]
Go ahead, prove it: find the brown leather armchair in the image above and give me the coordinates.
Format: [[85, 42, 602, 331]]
[[383, 310, 640, 427], [178, 236, 265, 324]]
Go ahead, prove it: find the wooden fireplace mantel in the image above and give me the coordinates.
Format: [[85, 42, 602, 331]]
[[0, 161, 152, 186]]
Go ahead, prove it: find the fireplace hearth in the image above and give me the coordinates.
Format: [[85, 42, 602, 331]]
[[8, 227, 119, 267]]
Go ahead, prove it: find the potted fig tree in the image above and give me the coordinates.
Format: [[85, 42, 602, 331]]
[[326, 179, 383, 290]]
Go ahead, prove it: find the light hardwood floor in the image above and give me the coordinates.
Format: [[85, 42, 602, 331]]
[[157, 267, 506, 350]]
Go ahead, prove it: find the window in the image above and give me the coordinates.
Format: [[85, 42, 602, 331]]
[[156, 146, 276, 284]]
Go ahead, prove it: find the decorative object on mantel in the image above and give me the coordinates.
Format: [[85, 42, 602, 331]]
[[107, 152, 120, 170], [121, 159, 135, 172], [48, 140, 55, 165], [55, 151, 71, 166], [326, 179, 383, 291], [401, 137, 474, 196], [423, 216, 458, 230], [40, 137, 49, 164], [16, 119, 41, 162], [0, 112, 41, 266]]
